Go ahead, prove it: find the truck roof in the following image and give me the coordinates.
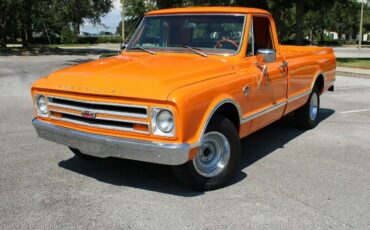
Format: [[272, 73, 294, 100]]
[[146, 7, 271, 16]]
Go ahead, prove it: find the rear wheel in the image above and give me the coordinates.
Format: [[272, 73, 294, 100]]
[[69, 147, 98, 160], [172, 115, 241, 191], [295, 86, 320, 129]]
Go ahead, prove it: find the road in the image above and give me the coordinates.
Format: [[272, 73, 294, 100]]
[[1, 55, 370, 229], [333, 47, 370, 58]]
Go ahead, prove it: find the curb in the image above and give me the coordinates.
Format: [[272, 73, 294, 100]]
[[336, 71, 370, 79], [0, 48, 117, 56]]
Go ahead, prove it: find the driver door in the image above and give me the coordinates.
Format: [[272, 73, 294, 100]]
[[247, 15, 288, 133]]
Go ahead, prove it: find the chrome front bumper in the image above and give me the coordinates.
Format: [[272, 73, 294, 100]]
[[32, 119, 190, 165]]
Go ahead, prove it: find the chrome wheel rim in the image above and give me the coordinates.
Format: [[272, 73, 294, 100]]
[[193, 131, 230, 177], [309, 93, 319, 121]]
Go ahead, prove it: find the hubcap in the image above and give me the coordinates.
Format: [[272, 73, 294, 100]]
[[193, 131, 231, 177], [309, 93, 319, 121]]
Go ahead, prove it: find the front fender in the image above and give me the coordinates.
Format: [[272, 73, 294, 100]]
[[166, 77, 242, 148]]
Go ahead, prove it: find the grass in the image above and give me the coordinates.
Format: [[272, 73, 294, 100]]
[[50, 44, 92, 48], [99, 53, 118, 58], [337, 58, 370, 69]]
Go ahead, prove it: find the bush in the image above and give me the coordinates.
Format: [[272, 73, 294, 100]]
[[73, 36, 122, 44], [61, 26, 77, 44], [281, 38, 311, 45], [96, 36, 122, 43], [32, 35, 61, 44], [317, 40, 341, 46], [76, 36, 98, 44]]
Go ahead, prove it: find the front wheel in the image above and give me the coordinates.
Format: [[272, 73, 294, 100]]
[[172, 115, 241, 191], [295, 86, 320, 129]]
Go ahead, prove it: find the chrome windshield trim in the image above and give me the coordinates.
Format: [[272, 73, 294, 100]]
[[144, 13, 248, 17], [126, 13, 247, 57]]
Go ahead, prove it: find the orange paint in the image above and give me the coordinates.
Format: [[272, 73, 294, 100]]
[[31, 7, 336, 160]]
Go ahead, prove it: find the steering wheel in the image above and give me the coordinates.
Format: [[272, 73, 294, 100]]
[[215, 39, 239, 50]]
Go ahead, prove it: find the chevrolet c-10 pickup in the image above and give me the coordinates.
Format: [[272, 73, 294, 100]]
[[31, 7, 336, 190]]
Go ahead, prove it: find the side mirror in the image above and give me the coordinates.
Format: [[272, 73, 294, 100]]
[[256, 49, 276, 63], [119, 42, 127, 54]]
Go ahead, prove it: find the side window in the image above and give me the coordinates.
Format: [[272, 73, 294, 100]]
[[252, 16, 274, 52]]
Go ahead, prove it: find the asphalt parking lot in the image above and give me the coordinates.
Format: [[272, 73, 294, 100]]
[[1, 55, 370, 229]]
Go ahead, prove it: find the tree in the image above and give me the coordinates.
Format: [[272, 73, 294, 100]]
[[326, 0, 361, 42], [116, 0, 156, 40], [268, 0, 295, 43], [362, 1, 370, 34], [52, 0, 113, 35], [0, 0, 114, 47], [156, 0, 184, 8], [234, 0, 269, 10], [0, 0, 18, 48]]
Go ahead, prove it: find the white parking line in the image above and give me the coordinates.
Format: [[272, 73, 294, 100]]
[[341, 109, 370, 114]]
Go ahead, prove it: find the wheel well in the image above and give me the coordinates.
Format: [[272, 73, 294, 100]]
[[210, 103, 240, 131], [315, 74, 325, 94]]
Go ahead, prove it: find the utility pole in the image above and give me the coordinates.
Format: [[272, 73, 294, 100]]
[[121, 0, 125, 42], [359, 0, 364, 50]]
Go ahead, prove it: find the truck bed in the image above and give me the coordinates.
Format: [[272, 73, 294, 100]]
[[280, 45, 334, 59]]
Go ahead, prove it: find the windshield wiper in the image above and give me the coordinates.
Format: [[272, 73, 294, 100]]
[[131, 47, 156, 55], [182, 45, 208, 57]]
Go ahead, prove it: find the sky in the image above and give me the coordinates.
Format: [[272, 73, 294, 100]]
[[80, 0, 122, 34]]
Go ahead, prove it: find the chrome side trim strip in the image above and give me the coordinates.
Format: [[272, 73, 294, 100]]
[[325, 79, 336, 87], [287, 91, 311, 103], [191, 99, 243, 148], [191, 89, 319, 148], [241, 101, 287, 124], [32, 119, 189, 165], [239, 90, 312, 125]]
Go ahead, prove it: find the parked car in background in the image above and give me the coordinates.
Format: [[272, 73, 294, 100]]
[[99, 31, 114, 37]]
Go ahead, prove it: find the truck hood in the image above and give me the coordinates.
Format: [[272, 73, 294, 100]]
[[33, 53, 235, 101]]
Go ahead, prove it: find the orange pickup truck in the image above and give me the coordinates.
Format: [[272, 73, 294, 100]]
[[32, 7, 336, 190]]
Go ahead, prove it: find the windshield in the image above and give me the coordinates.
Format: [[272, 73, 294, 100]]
[[127, 14, 246, 56]]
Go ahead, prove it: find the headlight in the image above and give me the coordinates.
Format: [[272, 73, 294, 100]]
[[151, 108, 175, 137], [34, 94, 48, 117], [157, 110, 174, 133]]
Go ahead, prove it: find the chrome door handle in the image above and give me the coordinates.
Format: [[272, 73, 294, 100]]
[[255, 62, 267, 88], [280, 61, 288, 69]]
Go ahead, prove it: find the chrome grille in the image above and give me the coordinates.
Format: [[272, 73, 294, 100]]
[[47, 96, 149, 134]]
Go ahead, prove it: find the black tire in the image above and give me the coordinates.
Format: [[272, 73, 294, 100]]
[[295, 86, 320, 129], [172, 115, 241, 191], [69, 147, 98, 160]]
